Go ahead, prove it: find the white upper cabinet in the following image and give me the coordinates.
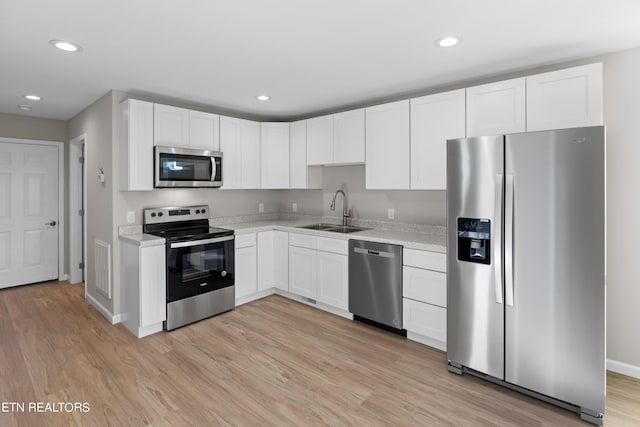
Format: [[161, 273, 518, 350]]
[[410, 89, 465, 190], [220, 116, 261, 189], [120, 99, 154, 191], [306, 115, 333, 165], [333, 108, 365, 164], [189, 110, 220, 151], [365, 100, 410, 189], [153, 104, 189, 147], [526, 63, 603, 132], [466, 78, 526, 137], [260, 122, 290, 189], [289, 120, 322, 189]]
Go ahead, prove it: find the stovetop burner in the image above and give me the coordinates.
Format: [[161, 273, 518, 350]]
[[142, 205, 233, 243]]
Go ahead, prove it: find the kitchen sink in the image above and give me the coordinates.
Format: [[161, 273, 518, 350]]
[[296, 224, 370, 234], [297, 223, 338, 230]]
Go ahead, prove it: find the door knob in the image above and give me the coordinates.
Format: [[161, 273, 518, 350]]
[[45, 220, 57, 226]]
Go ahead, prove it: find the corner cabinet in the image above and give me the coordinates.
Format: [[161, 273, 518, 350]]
[[306, 115, 333, 165], [410, 89, 465, 190], [526, 63, 603, 132], [402, 248, 447, 351], [257, 230, 289, 292], [365, 100, 410, 189], [466, 78, 526, 137], [119, 99, 154, 191], [260, 123, 290, 189]]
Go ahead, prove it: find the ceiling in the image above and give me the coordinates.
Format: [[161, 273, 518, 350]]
[[2, 0, 640, 121]]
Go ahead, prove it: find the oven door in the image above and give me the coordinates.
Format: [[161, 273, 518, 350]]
[[166, 235, 234, 302], [155, 146, 222, 188]]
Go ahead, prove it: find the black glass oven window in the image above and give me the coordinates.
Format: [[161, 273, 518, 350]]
[[159, 153, 211, 181]]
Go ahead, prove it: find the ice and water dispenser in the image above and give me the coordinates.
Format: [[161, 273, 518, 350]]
[[457, 218, 491, 265]]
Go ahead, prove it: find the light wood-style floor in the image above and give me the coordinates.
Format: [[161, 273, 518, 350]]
[[0, 281, 638, 426]]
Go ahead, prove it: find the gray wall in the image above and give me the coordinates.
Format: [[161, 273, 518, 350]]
[[65, 47, 640, 372], [69, 92, 115, 314]]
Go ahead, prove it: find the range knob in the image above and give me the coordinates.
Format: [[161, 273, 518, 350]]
[[151, 212, 156, 217], [195, 209, 200, 214], [158, 212, 163, 217], [201, 209, 206, 214]]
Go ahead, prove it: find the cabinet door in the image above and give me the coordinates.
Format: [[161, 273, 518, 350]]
[[290, 120, 307, 188], [235, 245, 257, 299], [153, 104, 190, 147], [306, 115, 333, 165], [403, 266, 447, 307], [257, 231, 274, 291], [365, 100, 410, 189], [189, 110, 220, 151], [289, 245, 316, 299], [139, 245, 166, 326], [119, 99, 154, 191], [274, 231, 289, 291], [526, 63, 603, 132], [219, 116, 243, 189], [241, 119, 261, 188], [316, 251, 348, 310], [333, 108, 365, 164], [403, 298, 447, 345], [466, 78, 525, 137], [261, 122, 290, 189], [410, 90, 465, 189]]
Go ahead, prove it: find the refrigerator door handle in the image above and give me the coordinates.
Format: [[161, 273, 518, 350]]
[[494, 173, 504, 304], [505, 174, 515, 307]]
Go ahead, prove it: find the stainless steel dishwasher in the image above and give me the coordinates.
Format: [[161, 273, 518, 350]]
[[349, 239, 404, 332]]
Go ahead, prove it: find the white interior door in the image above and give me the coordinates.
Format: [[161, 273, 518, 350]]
[[0, 142, 59, 288]]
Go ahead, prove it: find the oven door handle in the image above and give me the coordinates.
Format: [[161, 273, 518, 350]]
[[170, 235, 234, 248]]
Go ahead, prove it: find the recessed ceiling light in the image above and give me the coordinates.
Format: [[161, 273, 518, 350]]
[[25, 94, 41, 101], [436, 36, 461, 48], [49, 39, 82, 52], [256, 95, 270, 101], [18, 105, 32, 111]]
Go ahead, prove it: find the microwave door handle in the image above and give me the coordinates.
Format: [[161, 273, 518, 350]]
[[210, 157, 216, 181]]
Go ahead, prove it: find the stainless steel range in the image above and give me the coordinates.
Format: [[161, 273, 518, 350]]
[[143, 205, 235, 330]]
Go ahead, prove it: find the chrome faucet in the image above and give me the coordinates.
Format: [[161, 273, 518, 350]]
[[330, 189, 351, 226]]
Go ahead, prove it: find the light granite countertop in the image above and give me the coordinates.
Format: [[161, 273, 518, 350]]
[[223, 220, 447, 253], [118, 218, 447, 253]]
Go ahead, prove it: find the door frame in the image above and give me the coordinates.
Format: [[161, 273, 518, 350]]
[[69, 134, 87, 285], [0, 137, 65, 281]]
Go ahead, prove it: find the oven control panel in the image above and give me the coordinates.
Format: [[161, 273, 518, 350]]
[[144, 205, 210, 224]]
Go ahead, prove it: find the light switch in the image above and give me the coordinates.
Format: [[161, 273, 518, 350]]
[[388, 208, 395, 220], [292, 203, 298, 213], [126, 211, 135, 224], [258, 203, 264, 213]]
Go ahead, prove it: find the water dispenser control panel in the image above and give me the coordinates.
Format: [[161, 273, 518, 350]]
[[457, 218, 491, 265]]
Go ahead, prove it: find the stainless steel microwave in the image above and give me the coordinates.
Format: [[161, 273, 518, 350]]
[[154, 146, 222, 188]]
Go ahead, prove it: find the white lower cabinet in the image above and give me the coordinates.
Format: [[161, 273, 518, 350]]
[[235, 233, 257, 300], [402, 248, 447, 351], [120, 239, 166, 338], [289, 245, 317, 299], [257, 230, 288, 292], [316, 250, 348, 311], [288, 233, 348, 312]]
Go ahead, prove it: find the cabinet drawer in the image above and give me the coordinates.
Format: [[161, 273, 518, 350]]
[[403, 266, 446, 307], [316, 237, 348, 255], [235, 233, 257, 248], [289, 233, 317, 249], [403, 298, 446, 343], [404, 248, 446, 272]]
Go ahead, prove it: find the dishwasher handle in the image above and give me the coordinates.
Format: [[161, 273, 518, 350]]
[[353, 247, 397, 259]]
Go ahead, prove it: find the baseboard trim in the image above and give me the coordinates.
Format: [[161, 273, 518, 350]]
[[607, 358, 640, 379], [86, 293, 118, 324]]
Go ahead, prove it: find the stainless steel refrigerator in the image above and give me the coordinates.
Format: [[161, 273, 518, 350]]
[[446, 126, 605, 425]]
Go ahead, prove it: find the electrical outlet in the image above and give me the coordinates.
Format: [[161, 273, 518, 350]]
[[292, 203, 298, 213], [126, 211, 135, 224], [388, 208, 395, 220], [258, 203, 264, 213]]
